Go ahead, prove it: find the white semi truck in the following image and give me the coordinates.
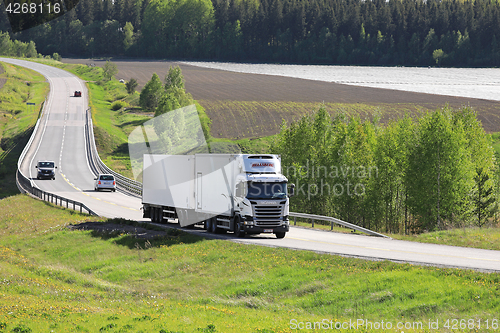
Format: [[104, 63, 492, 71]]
[[142, 154, 294, 238]]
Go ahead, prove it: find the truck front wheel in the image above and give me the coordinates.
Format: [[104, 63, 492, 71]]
[[234, 217, 245, 238], [275, 232, 286, 239], [210, 218, 218, 233]]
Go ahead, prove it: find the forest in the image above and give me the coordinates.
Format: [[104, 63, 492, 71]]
[[1, 0, 500, 66], [272, 106, 498, 234]]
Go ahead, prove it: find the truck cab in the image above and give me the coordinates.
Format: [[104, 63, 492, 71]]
[[231, 155, 293, 238]]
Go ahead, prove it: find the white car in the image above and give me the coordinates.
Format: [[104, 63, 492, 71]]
[[94, 174, 116, 192]]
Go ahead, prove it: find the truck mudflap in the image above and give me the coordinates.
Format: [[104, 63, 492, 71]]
[[243, 223, 289, 235], [143, 206, 151, 218]]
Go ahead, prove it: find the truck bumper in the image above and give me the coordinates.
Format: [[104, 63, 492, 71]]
[[243, 223, 289, 235]]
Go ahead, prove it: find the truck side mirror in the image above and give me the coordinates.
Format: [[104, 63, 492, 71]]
[[35, 165, 37, 168], [289, 183, 295, 197]]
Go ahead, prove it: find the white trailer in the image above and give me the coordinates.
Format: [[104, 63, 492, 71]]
[[142, 154, 294, 238]]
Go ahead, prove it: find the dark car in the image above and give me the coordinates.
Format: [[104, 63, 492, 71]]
[[35, 161, 57, 180], [74, 91, 82, 97]]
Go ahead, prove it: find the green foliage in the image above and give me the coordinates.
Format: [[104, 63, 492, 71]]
[[154, 93, 181, 117], [0, 32, 39, 58], [473, 168, 496, 227], [432, 49, 445, 65], [407, 108, 474, 231], [139, 73, 163, 111], [51, 52, 61, 61], [141, 0, 215, 58], [102, 61, 118, 82], [156, 66, 194, 116], [125, 78, 138, 95], [10, 0, 500, 65], [274, 106, 498, 233], [123, 22, 135, 51], [0, 62, 48, 198], [164, 65, 185, 91], [111, 100, 127, 111]]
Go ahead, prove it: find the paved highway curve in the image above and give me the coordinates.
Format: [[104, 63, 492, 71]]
[[3, 58, 500, 272]]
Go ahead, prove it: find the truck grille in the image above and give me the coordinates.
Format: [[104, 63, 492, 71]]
[[252, 202, 284, 227]]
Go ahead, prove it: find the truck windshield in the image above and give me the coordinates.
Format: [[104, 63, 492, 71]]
[[247, 182, 287, 199]]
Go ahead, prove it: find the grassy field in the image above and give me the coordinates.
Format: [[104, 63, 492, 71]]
[[292, 218, 500, 251], [0, 61, 49, 198], [200, 100, 427, 140], [1, 58, 500, 332], [1, 195, 500, 332]]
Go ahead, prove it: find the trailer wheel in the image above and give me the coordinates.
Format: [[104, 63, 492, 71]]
[[210, 218, 218, 233], [205, 218, 213, 232], [275, 232, 286, 239], [158, 208, 163, 223], [234, 217, 245, 238], [154, 207, 160, 223], [150, 207, 156, 222]]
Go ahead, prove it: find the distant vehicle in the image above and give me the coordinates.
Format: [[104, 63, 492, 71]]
[[94, 174, 116, 192], [74, 91, 82, 97], [119, 79, 125, 83], [35, 161, 57, 180]]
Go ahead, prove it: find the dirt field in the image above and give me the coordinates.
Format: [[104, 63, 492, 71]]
[[62, 58, 500, 137]]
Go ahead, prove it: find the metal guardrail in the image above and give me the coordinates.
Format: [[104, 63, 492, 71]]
[[85, 109, 142, 197], [15, 99, 98, 216], [16, 170, 97, 215], [289, 212, 390, 238]]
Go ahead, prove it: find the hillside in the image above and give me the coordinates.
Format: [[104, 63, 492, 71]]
[[63, 59, 500, 139]]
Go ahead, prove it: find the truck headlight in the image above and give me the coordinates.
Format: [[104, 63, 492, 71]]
[[244, 216, 254, 225]]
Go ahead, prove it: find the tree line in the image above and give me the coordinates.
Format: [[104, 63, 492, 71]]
[[273, 106, 498, 234], [2, 0, 500, 66], [0, 32, 40, 58]]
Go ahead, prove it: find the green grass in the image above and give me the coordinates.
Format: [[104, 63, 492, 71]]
[[0, 61, 49, 198], [292, 218, 500, 251], [1, 194, 500, 332], [392, 226, 500, 251], [87, 80, 148, 178]]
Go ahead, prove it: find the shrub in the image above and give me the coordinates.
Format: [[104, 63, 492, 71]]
[[111, 101, 127, 111]]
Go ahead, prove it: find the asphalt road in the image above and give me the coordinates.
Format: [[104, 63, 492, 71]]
[[2, 58, 145, 220], [3, 58, 500, 272]]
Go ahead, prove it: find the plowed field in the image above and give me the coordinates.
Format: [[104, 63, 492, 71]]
[[62, 58, 500, 138]]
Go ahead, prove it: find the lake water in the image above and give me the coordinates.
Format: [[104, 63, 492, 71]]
[[182, 61, 500, 102]]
